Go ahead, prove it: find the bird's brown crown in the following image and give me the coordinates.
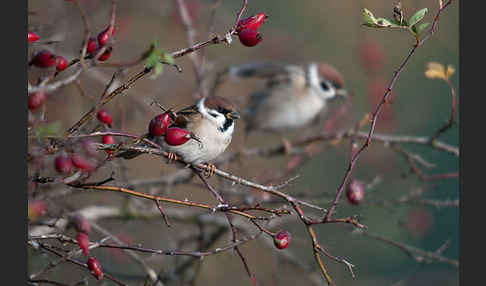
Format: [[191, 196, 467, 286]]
[[204, 96, 238, 112], [317, 63, 344, 89]]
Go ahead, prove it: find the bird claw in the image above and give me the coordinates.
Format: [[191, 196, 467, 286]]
[[203, 163, 216, 178], [167, 152, 178, 163]]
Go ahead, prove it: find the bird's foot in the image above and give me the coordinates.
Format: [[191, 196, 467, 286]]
[[203, 163, 216, 178], [167, 152, 178, 163]]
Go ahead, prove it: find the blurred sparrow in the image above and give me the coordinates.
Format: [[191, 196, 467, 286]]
[[232, 62, 346, 132], [215, 62, 347, 151]]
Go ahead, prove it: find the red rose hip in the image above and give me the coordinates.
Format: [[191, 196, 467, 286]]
[[28, 32, 40, 43], [149, 113, 172, 137], [28, 91, 47, 110], [54, 155, 72, 174], [71, 154, 95, 172], [86, 38, 98, 55], [164, 127, 191, 146], [76, 232, 90, 256], [273, 230, 291, 250], [55, 56, 68, 71], [97, 26, 114, 46], [30, 50, 56, 68], [87, 257, 103, 280], [97, 48, 112, 61], [101, 135, 115, 154], [28, 200, 48, 220], [238, 29, 262, 47], [237, 13, 267, 32], [346, 179, 365, 205], [96, 110, 112, 126]]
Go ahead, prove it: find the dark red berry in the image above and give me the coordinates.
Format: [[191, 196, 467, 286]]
[[346, 179, 365, 205], [54, 155, 72, 174], [101, 135, 115, 154], [28, 32, 40, 43], [71, 154, 95, 172], [97, 48, 112, 61], [71, 214, 91, 234], [238, 29, 262, 47], [164, 127, 191, 146], [55, 56, 68, 71], [97, 26, 114, 46], [86, 38, 98, 55], [28, 200, 47, 220], [96, 110, 112, 126], [149, 113, 172, 137], [87, 257, 103, 280], [273, 230, 291, 250], [28, 91, 47, 110], [237, 13, 267, 32], [30, 50, 56, 68], [76, 232, 90, 256]]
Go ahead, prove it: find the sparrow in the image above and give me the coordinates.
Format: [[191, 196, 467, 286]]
[[160, 95, 240, 166], [212, 62, 347, 152], [117, 96, 240, 175]]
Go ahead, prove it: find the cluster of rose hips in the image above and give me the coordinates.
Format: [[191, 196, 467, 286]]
[[148, 111, 193, 146], [96, 109, 116, 155], [85, 25, 115, 62], [236, 13, 267, 47], [54, 147, 100, 175], [29, 49, 68, 72], [70, 215, 104, 280]]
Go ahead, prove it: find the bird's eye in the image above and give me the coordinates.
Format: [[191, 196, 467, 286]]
[[320, 81, 330, 91]]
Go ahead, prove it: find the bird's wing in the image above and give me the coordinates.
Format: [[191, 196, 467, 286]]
[[172, 105, 201, 129], [226, 62, 305, 84]]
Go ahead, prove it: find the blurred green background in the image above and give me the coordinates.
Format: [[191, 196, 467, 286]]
[[28, 0, 459, 285]]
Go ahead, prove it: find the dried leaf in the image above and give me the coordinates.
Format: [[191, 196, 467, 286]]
[[425, 62, 446, 80]]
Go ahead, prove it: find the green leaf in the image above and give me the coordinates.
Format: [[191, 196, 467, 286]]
[[160, 52, 174, 65], [150, 62, 164, 79], [145, 52, 159, 69], [362, 8, 377, 26], [409, 8, 428, 27], [416, 22, 430, 34]]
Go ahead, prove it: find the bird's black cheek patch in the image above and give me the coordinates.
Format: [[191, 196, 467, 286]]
[[220, 119, 233, 132]]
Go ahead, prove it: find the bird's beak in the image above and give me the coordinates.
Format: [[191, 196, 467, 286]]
[[335, 88, 348, 98], [227, 111, 241, 120]]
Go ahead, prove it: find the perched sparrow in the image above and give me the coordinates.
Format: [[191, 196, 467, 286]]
[[216, 62, 347, 135], [118, 96, 240, 172], [160, 95, 240, 165]]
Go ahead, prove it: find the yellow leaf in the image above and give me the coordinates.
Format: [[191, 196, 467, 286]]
[[425, 62, 446, 80], [446, 65, 455, 80]]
